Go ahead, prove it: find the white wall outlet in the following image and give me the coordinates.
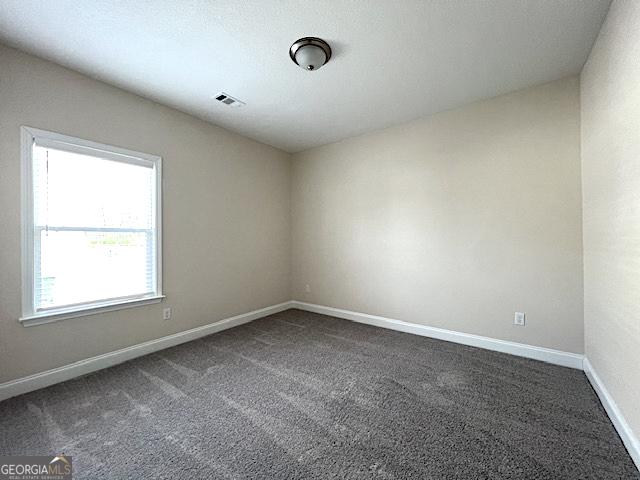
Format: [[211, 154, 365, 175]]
[[163, 307, 172, 320], [514, 312, 525, 326], [305, 284, 311, 293]]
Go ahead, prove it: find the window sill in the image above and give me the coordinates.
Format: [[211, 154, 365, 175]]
[[19, 295, 166, 327]]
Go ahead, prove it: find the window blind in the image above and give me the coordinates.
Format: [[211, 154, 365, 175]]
[[31, 141, 157, 311]]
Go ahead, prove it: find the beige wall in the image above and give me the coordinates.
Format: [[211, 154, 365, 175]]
[[0, 44, 291, 383], [292, 77, 584, 353], [581, 0, 640, 441]]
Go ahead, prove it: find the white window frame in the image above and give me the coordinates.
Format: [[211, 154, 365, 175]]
[[20, 126, 164, 327]]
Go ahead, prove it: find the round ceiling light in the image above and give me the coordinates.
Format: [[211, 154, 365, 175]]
[[289, 37, 332, 71]]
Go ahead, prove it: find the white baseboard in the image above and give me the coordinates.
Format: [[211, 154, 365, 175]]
[[0, 301, 293, 402], [291, 301, 584, 369], [583, 358, 640, 470]]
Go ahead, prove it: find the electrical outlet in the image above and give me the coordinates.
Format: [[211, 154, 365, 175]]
[[514, 312, 525, 326], [305, 284, 311, 293], [163, 307, 172, 320]]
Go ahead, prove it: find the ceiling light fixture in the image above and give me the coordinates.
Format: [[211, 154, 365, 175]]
[[289, 37, 332, 71]]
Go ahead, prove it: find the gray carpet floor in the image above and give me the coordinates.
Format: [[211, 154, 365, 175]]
[[0, 309, 638, 479]]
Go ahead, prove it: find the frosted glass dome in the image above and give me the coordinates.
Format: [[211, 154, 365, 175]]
[[295, 44, 328, 71]]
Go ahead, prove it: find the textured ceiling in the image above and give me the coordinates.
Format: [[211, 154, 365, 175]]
[[0, 0, 610, 152]]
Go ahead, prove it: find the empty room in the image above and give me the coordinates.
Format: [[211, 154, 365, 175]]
[[0, 0, 639, 478]]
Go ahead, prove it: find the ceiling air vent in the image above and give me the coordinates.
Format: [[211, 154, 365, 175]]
[[214, 92, 245, 108]]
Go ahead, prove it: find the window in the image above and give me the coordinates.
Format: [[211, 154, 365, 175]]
[[21, 127, 162, 326]]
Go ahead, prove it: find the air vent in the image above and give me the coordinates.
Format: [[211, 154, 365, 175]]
[[214, 92, 245, 108]]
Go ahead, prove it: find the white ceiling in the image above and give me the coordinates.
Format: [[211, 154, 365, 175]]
[[0, 0, 610, 153]]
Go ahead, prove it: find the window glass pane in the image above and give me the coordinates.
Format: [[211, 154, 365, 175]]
[[37, 230, 154, 309], [29, 140, 158, 313], [33, 145, 154, 229]]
